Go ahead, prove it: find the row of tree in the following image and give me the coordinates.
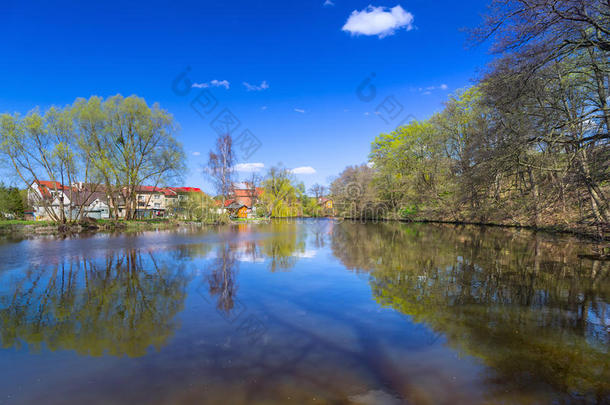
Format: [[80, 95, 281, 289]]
[[331, 0, 608, 238], [0, 95, 185, 222]]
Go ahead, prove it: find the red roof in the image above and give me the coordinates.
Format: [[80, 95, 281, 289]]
[[36, 180, 67, 190], [136, 185, 164, 193], [169, 187, 204, 194], [34, 181, 204, 198], [137, 186, 202, 196]]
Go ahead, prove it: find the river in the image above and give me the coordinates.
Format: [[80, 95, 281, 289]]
[[0, 219, 607, 404]]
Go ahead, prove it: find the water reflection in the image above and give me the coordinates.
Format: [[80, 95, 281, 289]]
[[0, 220, 607, 404], [258, 221, 307, 271], [332, 221, 610, 402], [0, 249, 189, 357], [206, 243, 239, 313]]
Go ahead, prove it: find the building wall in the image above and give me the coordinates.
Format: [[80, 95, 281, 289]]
[[136, 192, 168, 210]]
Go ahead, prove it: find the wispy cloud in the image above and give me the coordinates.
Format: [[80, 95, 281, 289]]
[[323, 0, 335, 6], [243, 80, 269, 91], [418, 84, 449, 93], [235, 162, 265, 172], [291, 166, 316, 174], [261, 106, 268, 111], [192, 79, 230, 89], [342, 5, 414, 38], [294, 108, 306, 113], [192, 151, 201, 156]]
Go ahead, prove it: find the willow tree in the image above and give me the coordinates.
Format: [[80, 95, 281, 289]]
[[74, 95, 186, 219], [1, 95, 185, 222], [260, 166, 301, 217], [0, 107, 99, 223]]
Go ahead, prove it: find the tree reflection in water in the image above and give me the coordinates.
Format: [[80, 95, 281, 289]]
[[258, 221, 306, 272], [331, 221, 609, 402], [203, 221, 308, 313], [0, 222, 607, 404], [206, 242, 239, 314], [0, 249, 189, 357]]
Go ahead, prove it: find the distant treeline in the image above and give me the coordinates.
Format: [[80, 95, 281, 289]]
[[331, 0, 609, 238]]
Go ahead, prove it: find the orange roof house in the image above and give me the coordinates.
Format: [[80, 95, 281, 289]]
[[318, 197, 334, 210], [230, 182, 263, 208]]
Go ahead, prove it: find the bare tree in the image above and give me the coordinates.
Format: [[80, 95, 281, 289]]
[[206, 134, 235, 204], [309, 183, 327, 200], [246, 171, 262, 206]]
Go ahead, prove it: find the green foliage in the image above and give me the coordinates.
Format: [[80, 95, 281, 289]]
[[399, 204, 418, 219], [0, 183, 25, 219], [260, 166, 302, 217], [0, 94, 186, 223], [167, 191, 222, 223], [74, 95, 186, 220]]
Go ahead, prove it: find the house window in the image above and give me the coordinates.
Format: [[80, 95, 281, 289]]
[[154, 194, 160, 199], [154, 203, 160, 208]]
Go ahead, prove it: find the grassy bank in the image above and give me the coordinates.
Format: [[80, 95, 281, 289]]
[[0, 218, 222, 236]]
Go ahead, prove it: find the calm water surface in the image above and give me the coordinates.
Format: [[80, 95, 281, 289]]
[[0, 220, 607, 404]]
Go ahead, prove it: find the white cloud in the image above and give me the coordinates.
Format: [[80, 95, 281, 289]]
[[235, 162, 265, 172], [420, 84, 449, 93], [294, 108, 306, 113], [323, 0, 335, 6], [422, 91, 432, 95], [291, 166, 316, 174], [192, 79, 230, 89], [192, 151, 201, 156], [342, 5, 414, 38], [243, 80, 269, 91], [261, 106, 268, 110], [211, 79, 230, 89]]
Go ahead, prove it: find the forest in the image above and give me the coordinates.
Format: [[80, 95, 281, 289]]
[[330, 0, 609, 238]]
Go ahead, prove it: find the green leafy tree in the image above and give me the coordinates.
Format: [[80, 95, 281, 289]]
[[0, 183, 25, 219], [260, 166, 302, 217]]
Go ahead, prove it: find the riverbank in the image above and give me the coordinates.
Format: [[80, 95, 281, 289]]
[[401, 218, 609, 242], [335, 215, 609, 242], [1, 216, 606, 244], [0, 219, 208, 236], [0, 217, 274, 237]]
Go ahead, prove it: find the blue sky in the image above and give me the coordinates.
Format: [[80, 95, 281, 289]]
[[0, 0, 491, 193]]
